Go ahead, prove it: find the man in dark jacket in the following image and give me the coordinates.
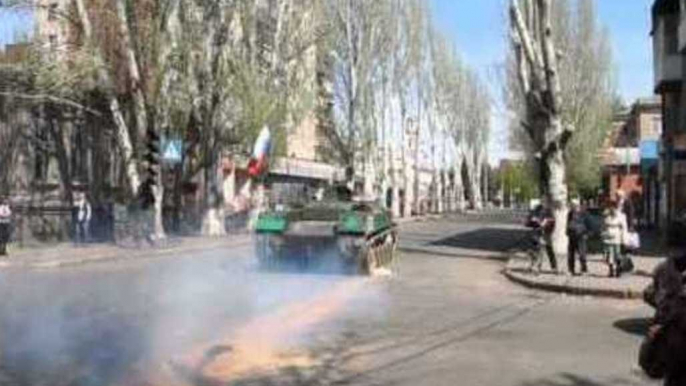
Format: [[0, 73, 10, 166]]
[[566, 200, 590, 275], [642, 252, 686, 385]]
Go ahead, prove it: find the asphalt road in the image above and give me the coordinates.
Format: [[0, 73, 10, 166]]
[[0, 216, 657, 386]]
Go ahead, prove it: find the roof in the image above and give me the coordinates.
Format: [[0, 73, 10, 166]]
[[631, 97, 662, 113]]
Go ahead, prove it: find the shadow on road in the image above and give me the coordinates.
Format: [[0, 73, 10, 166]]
[[518, 372, 642, 386], [429, 228, 531, 254], [613, 317, 651, 337]]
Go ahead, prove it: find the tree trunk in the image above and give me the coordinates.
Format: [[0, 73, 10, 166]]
[[440, 173, 446, 213], [46, 112, 74, 205], [454, 154, 465, 211], [464, 150, 478, 210], [152, 185, 166, 239], [363, 154, 375, 199], [381, 145, 389, 209], [403, 163, 412, 218], [472, 153, 484, 210], [201, 144, 226, 236], [546, 145, 569, 256], [114, 0, 148, 143], [74, 0, 140, 196]]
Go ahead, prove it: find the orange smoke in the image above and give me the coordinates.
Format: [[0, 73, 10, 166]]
[[176, 278, 368, 383]]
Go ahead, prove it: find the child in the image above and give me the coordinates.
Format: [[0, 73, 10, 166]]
[[602, 200, 627, 278]]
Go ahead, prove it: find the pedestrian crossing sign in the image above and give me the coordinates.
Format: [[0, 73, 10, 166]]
[[162, 138, 183, 164]]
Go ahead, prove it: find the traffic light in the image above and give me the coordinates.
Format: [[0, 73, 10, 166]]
[[140, 128, 161, 209], [145, 128, 161, 180]]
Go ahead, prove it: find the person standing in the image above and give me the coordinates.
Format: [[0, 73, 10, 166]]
[[566, 200, 590, 275], [0, 197, 12, 256], [74, 193, 92, 246], [602, 200, 627, 278], [530, 204, 558, 275]]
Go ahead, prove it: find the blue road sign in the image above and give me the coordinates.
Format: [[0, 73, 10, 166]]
[[162, 138, 183, 164]]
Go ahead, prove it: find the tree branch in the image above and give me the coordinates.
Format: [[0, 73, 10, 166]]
[[0, 92, 102, 116], [510, 0, 543, 83], [540, 123, 574, 158], [537, 0, 561, 114]]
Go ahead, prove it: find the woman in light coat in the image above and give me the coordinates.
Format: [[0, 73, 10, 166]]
[[602, 200, 628, 278]]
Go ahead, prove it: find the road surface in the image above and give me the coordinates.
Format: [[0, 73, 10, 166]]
[[0, 215, 656, 385]]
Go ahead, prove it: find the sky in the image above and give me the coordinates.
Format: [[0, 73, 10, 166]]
[[430, 0, 655, 165], [0, 7, 32, 47], [1, 1, 657, 165]]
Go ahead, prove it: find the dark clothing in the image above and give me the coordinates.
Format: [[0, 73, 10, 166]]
[[650, 258, 686, 323], [568, 235, 588, 274], [622, 199, 636, 232], [75, 221, 89, 245], [0, 223, 9, 255], [644, 256, 686, 385], [567, 209, 590, 275], [566, 210, 590, 238], [531, 225, 558, 272], [660, 294, 686, 386], [0, 205, 11, 256]]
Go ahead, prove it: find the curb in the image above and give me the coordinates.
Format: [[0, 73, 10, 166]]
[[395, 214, 443, 224], [502, 268, 645, 300], [398, 246, 507, 262], [0, 237, 252, 270]]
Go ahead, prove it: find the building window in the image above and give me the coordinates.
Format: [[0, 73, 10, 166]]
[[48, 2, 58, 21]]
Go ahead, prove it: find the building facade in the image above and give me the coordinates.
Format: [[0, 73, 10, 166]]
[[601, 112, 641, 204], [633, 98, 663, 227], [652, 0, 686, 232], [600, 99, 662, 227]]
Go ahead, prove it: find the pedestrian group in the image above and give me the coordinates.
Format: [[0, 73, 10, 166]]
[[528, 190, 639, 278]]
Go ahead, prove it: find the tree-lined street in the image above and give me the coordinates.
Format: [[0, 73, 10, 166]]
[[1, 1, 683, 385]]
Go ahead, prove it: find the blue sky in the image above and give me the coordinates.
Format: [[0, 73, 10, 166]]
[[430, 0, 655, 163], [0, 7, 32, 47]]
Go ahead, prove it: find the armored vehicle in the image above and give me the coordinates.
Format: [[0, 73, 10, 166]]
[[254, 184, 397, 274]]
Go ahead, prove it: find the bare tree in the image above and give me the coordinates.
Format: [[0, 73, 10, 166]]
[[509, 0, 571, 253], [322, 0, 389, 189]]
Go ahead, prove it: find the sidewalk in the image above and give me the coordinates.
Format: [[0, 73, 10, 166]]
[[0, 212, 442, 270], [504, 254, 661, 300], [0, 234, 252, 270]]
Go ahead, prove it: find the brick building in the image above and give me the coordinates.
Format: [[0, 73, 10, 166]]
[[600, 98, 662, 226]]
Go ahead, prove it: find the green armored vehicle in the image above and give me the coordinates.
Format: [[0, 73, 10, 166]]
[[254, 184, 397, 274]]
